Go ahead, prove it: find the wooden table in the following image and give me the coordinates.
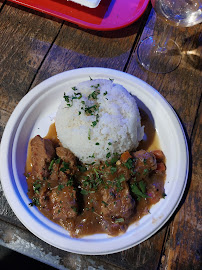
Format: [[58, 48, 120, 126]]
[[0, 1, 201, 269]]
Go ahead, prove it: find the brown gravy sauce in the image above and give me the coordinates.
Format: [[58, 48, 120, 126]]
[[26, 109, 166, 237]]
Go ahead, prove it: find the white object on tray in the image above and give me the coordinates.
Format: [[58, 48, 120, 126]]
[[68, 0, 101, 8]]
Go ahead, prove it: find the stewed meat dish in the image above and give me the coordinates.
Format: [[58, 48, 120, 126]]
[[26, 127, 166, 237]]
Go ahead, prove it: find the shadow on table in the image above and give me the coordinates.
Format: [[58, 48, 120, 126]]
[[0, 245, 56, 270]]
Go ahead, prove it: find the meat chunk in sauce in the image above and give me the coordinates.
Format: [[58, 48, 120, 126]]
[[99, 167, 135, 235], [30, 135, 55, 180], [56, 147, 77, 173], [131, 150, 157, 181], [49, 186, 77, 220], [101, 182, 135, 220], [100, 166, 134, 218]]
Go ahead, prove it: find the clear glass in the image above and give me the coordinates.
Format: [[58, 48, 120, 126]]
[[137, 0, 202, 73]]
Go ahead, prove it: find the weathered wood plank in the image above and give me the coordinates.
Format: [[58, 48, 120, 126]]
[[0, 2, 62, 226], [126, 9, 202, 270], [30, 7, 151, 88], [0, 218, 125, 270], [159, 100, 202, 270], [0, 3, 62, 120]]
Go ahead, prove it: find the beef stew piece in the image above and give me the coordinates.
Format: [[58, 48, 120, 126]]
[[26, 134, 166, 238], [30, 135, 55, 180]]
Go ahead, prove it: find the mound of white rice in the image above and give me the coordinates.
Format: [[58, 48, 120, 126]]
[[55, 79, 144, 164]]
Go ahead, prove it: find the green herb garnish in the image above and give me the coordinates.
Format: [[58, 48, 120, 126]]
[[60, 161, 70, 172], [58, 184, 64, 191], [29, 197, 40, 207], [131, 182, 150, 200], [110, 167, 117, 174], [115, 218, 124, 223], [102, 201, 108, 207], [124, 158, 133, 169], [33, 180, 41, 194], [81, 189, 88, 195], [106, 152, 111, 158], [88, 129, 91, 140]]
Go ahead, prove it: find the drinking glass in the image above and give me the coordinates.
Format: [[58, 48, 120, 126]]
[[137, 0, 202, 73]]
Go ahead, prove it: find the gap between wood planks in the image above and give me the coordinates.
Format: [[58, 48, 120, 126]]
[[0, 0, 6, 13], [123, 3, 152, 72], [26, 22, 64, 94], [190, 93, 202, 148]]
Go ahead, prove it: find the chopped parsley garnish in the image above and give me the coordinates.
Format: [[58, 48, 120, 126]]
[[80, 189, 88, 195], [105, 160, 110, 167], [106, 152, 111, 158], [63, 93, 73, 107], [90, 83, 100, 89], [88, 129, 91, 140], [29, 197, 40, 207], [110, 167, 117, 174], [103, 91, 108, 96], [77, 165, 87, 172], [88, 89, 100, 100], [139, 181, 146, 193], [72, 92, 82, 100], [162, 192, 167, 199], [58, 184, 64, 191], [115, 218, 124, 223], [131, 182, 150, 200], [33, 180, 41, 194], [143, 168, 149, 175], [71, 206, 77, 213], [114, 174, 125, 191], [55, 158, 61, 164], [85, 104, 99, 115], [48, 159, 55, 171], [124, 158, 133, 169], [49, 158, 61, 171], [66, 178, 74, 186], [91, 120, 98, 127], [95, 142, 99, 145], [60, 161, 70, 172], [102, 201, 108, 207], [110, 155, 119, 165]]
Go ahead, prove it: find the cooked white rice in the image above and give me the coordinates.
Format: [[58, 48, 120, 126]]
[[55, 79, 144, 164]]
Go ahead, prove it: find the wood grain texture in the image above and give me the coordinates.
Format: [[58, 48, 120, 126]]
[[126, 9, 202, 270], [0, 2, 62, 122], [159, 101, 202, 270], [0, 2, 62, 225], [30, 8, 151, 88]]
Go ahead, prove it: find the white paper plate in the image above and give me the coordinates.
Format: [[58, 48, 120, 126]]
[[0, 67, 188, 255]]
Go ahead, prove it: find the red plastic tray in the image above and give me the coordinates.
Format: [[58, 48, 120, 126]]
[[8, 0, 149, 31]]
